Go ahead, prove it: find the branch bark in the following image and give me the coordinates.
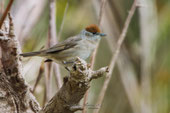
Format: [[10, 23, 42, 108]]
[[41, 57, 108, 113], [0, 13, 40, 113]]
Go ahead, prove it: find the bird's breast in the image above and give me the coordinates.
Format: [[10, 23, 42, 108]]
[[73, 39, 98, 59]]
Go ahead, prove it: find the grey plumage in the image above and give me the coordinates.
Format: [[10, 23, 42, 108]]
[[20, 28, 106, 66]]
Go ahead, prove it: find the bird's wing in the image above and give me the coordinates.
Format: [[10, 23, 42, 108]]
[[45, 36, 82, 54]]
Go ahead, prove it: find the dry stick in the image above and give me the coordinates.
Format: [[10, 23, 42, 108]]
[[92, 0, 107, 67], [82, 0, 108, 113], [92, 1, 137, 113], [44, 58, 52, 103], [53, 64, 62, 89], [97, 0, 107, 27], [0, 0, 14, 28], [52, 1, 69, 89], [44, 0, 63, 101], [57, 1, 69, 40], [32, 64, 44, 93], [44, 0, 56, 103], [49, 0, 63, 89]]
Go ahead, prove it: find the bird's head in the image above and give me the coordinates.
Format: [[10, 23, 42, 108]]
[[81, 24, 106, 40]]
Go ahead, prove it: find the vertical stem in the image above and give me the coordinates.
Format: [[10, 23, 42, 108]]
[[44, 27, 53, 102], [138, 0, 157, 112], [44, 0, 63, 104], [93, 1, 137, 113], [82, 0, 108, 113], [49, 0, 63, 89], [32, 64, 44, 93], [44, 0, 57, 103]]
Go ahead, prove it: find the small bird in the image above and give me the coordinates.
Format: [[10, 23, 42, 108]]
[[20, 24, 106, 67]]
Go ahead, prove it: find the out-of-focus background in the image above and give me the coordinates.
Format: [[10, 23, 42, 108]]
[[1, 0, 170, 113]]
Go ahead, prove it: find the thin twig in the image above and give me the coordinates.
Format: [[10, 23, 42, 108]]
[[49, 0, 57, 44], [44, 0, 63, 104], [57, 1, 69, 40], [44, 62, 52, 103], [53, 63, 62, 89], [48, 0, 63, 89], [93, 1, 137, 113], [91, 0, 107, 68], [44, 0, 56, 103], [98, 0, 107, 27], [82, 0, 108, 113], [32, 64, 44, 93], [0, 0, 14, 28]]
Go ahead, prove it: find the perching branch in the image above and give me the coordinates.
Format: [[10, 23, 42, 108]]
[[41, 57, 108, 113], [93, 0, 138, 113]]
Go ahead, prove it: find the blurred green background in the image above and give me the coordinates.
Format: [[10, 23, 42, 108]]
[[1, 0, 170, 113]]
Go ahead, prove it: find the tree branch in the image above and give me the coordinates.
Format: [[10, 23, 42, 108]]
[[41, 57, 108, 113], [0, 13, 40, 113]]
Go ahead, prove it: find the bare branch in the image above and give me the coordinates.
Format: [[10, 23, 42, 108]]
[[32, 64, 43, 93], [93, 1, 137, 113], [53, 63, 62, 89], [41, 57, 108, 113], [49, 0, 62, 89], [44, 0, 61, 103], [98, 0, 108, 27]]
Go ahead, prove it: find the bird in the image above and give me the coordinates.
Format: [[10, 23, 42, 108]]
[[20, 24, 106, 67]]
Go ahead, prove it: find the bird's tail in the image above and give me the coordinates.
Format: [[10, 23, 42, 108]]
[[20, 51, 43, 57]]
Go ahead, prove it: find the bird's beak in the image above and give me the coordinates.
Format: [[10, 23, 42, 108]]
[[97, 33, 106, 37]]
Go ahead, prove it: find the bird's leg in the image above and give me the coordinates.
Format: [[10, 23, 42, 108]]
[[62, 61, 74, 65], [62, 61, 70, 72], [65, 67, 70, 72]]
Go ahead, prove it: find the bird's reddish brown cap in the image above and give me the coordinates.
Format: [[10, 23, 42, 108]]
[[85, 24, 101, 34]]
